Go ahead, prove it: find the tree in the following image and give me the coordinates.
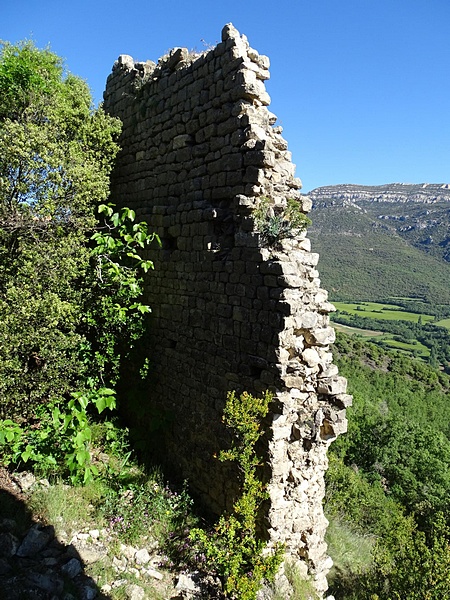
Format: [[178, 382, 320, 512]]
[[369, 513, 450, 600], [0, 40, 153, 420], [0, 41, 159, 481]]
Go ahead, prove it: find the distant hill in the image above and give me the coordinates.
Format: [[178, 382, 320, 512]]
[[306, 183, 450, 304]]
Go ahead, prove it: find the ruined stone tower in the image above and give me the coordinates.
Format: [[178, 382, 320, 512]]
[[104, 23, 351, 595]]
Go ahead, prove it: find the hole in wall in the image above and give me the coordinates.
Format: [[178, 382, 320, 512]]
[[161, 232, 177, 255], [250, 366, 263, 379], [212, 214, 235, 259]]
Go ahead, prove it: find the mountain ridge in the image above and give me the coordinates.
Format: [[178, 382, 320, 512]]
[[305, 183, 450, 304], [307, 182, 450, 206]]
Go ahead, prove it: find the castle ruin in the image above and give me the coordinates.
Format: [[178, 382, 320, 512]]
[[104, 23, 351, 596]]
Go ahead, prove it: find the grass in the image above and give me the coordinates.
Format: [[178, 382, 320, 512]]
[[332, 322, 384, 338], [285, 561, 320, 600], [333, 301, 435, 324], [25, 476, 186, 599], [380, 338, 430, 357], [86, 554, 170, 600], [15, 421, 199, 600], [332, 323, 430, 359], [5, 395, 325, 600], [436, 317, 450, 330], [325, 516, 374, 587], [270, 560, 319, 600], [29, 480, 105, 537]]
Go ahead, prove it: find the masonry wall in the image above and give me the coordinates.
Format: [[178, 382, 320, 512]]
[[104, 24, 351, 595]]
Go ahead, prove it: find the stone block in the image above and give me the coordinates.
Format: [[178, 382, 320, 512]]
[[317, 376, 347, 396]]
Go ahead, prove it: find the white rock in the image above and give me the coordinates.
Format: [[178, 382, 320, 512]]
[[125, 583, 146, 600], [128, 567, 140, 578], [113, 555, 127, 572], [14, 472, 36, 491], [146, 567, 164, 580], [135, 548, 151, 565], [176, 572, 201, 594], [302, 348, 321, 367], [120, 544, 137, 560]]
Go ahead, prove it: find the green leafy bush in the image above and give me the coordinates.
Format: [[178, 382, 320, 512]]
[[0, 41, 159, 482], [190, 390, 283, 600], [0, 386, 116, 483], [370, 513, 450, 600]]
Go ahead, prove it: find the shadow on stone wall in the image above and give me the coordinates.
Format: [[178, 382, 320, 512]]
[[0, 486, 108, 600]]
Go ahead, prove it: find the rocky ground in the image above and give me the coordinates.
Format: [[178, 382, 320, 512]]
[[0, 468, 222, 600], [0, 468, 328, 600]]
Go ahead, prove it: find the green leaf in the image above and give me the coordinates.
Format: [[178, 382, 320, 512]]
[[5, 429, 18, 442], [98, 204, 113, 217], [76, 448, 90, 465], [74, 428, 91, 446]]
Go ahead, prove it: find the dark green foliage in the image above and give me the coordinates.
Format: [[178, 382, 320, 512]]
[[325, 455, 413, 542], [190, 391, 283, 600], [370, 514, 450, 600], [327, 333, 450, 598], [0, 41, 122, 418], [0, 41, 157, 482], [332, 333, 450, 520]]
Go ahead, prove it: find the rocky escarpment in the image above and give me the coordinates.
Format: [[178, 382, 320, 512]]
[[304, 183, 450, 304], [308, 183, 450, 264], [308, 182, 450, 207]]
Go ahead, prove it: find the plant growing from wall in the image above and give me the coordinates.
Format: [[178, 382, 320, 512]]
[[254, 197, 311, 247], [190, 390, 283, 600]]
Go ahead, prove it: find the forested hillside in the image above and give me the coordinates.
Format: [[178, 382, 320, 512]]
[[307, 183, 450, 303], [326, 333, 450, 599]]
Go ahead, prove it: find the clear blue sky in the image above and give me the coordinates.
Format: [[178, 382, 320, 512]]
[[3, 0, 450, 192]]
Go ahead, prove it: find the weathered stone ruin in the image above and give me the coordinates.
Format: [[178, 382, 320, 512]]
[[104, 23, 351, 596]]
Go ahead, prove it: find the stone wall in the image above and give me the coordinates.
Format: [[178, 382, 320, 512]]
[[103, 23, 351, 596]]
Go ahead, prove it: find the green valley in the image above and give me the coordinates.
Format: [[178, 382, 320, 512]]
[[305, 185, 450, 597], [328, 299, 450, 368], [332, 301, 435, 324]]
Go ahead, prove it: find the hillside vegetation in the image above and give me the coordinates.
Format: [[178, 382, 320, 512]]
[[307, 183, 450, 304], [306, 184, 450, 595], [326, 333, 450, 599]]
